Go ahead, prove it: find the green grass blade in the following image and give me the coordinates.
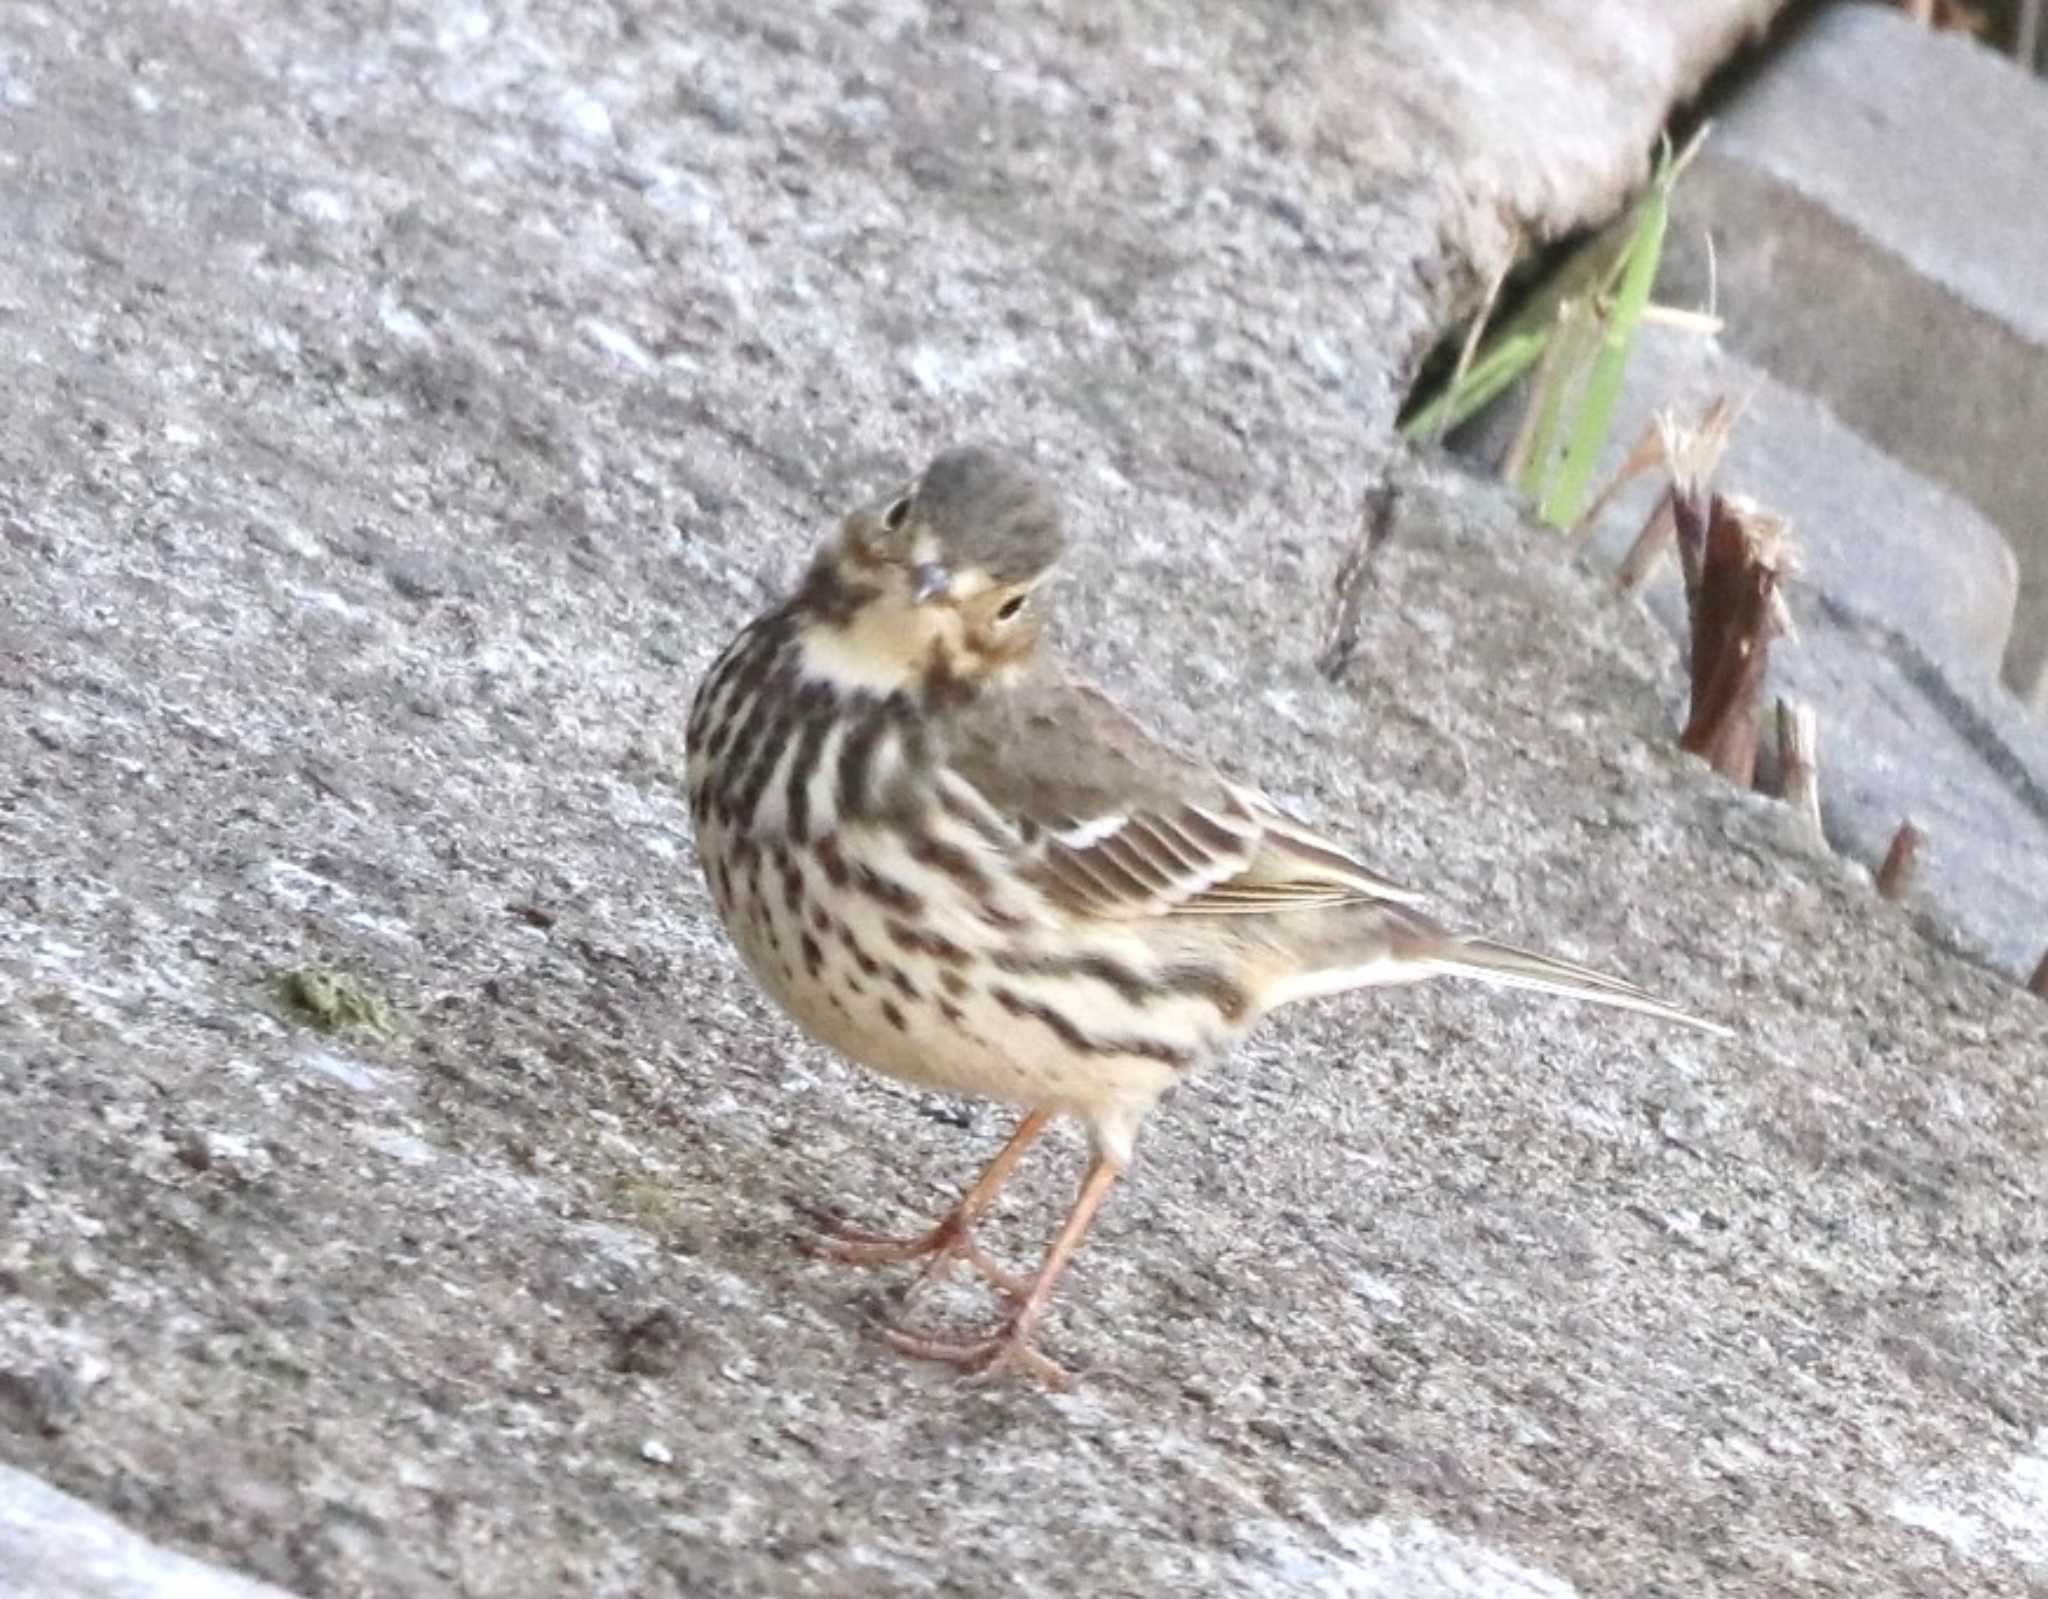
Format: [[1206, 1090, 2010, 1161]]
[[1399, 324, 1553, 443], [1537, 145, 1676, 527], [1515, 296, 1597, 502]]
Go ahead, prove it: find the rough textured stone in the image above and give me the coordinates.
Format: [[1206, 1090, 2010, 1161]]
[[9, 4, 2047, 1599], [1661, 3, 2048, 706]]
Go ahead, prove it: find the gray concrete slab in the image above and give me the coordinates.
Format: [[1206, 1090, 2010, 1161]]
[[1661, 3, 2048, 706], [1461, 327, 2048, 983], [0, 1468, 299, 1599]]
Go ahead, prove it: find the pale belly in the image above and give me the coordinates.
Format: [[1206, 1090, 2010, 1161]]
[[694, 814, 1229, 1154]]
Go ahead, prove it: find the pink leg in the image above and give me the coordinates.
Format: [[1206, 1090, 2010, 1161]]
[[880, 1151, 1124, 1388], [800, 1108, 1052, 1299]]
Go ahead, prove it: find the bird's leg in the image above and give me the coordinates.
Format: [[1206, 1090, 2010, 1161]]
[[800, 1108, 1051, 1300], [880, 1152, 1124, 1388]]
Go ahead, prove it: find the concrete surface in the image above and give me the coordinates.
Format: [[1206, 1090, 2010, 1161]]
[[1462, 327, 2048, 984], [1662, 2, 2048, 707], [0, 1466, 298, 1599], [9, 3, 2048, 1598]]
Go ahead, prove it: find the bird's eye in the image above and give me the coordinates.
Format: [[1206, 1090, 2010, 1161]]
[[882, 497, 911, 533], [995, 593, 1028, 621]]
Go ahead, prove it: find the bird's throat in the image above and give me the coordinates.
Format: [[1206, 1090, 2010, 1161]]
[[791, 589, 990, 719], [795, 601, 944, 695]]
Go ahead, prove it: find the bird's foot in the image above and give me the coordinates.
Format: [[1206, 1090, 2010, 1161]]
[[795, 1201, 1029, 1301], [875, 1315, 1071, 1389]]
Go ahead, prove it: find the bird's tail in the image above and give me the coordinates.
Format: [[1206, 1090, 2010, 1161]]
[[1409, 936, 1731, 1036], [1251, 903, 1729, 1036]]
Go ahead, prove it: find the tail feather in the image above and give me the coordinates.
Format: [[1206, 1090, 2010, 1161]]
[[1414, 936, 1731, 1036]]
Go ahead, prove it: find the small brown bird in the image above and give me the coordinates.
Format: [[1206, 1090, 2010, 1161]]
[[684, 445, 1726, 1384]]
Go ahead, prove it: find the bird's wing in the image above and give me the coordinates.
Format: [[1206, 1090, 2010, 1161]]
[[942, 659, 1427, 921]]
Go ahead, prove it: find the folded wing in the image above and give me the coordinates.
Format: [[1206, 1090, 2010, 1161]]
[[942, 661, 1425, 921]]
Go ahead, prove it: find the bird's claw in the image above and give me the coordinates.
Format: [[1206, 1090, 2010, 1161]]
[[875, 1317, 1071, 1389], [794, 1201, 1029, 1301]]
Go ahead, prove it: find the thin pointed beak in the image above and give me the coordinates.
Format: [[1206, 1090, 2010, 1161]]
[[911, 562, 950, 604]]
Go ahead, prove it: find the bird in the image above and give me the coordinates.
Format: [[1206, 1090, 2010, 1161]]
[[683, 444, 1727, 1385]]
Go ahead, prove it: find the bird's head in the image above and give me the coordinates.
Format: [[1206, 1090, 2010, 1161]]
[[793, 445, 1067, 701]]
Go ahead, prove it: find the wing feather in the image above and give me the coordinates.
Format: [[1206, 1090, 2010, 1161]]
[[941, 659, 1425, 922]]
